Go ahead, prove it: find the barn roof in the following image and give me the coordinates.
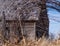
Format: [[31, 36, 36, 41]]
[[0, 0, 41, 21]]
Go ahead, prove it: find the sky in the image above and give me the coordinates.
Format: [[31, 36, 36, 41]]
[[46, 0, 60, 38], [47, 8, 60, 38]]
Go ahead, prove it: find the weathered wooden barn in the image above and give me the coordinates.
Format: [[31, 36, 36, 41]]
[[0, 0, 49, 43]]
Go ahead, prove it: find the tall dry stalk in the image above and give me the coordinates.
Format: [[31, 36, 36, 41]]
[[2, 37, 60, 46]]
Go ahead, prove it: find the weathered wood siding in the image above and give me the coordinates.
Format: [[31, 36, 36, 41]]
[[23, 22, 36, 41]]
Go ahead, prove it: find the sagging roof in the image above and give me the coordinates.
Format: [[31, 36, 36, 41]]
[[0, 0, 41, 21]]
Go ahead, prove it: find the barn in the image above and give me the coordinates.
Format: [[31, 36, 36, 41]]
[[0, 0, 49, 43]]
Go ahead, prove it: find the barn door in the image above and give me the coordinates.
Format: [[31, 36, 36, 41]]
[[23, 22, 36, 41], [5, 21, 22, 43]]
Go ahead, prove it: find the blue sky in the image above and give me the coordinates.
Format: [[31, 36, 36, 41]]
[[47, 8, 60, 38]]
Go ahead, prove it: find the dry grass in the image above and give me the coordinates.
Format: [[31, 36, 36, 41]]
[[1, 37, 60, 46]]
